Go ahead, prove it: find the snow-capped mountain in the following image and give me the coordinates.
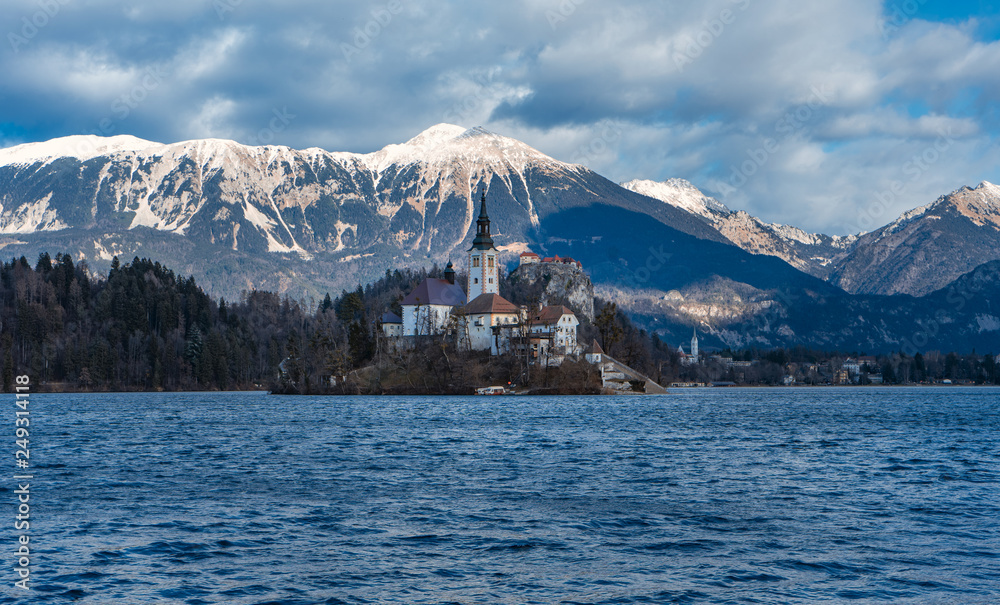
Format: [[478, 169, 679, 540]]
[[829, 181, 1000, 296], [3, 125, 998, 306], [620, 179, 858, 276], [0, 125, 723, 297], [2, 126, 998, 351], [620, 178, 731, 219]]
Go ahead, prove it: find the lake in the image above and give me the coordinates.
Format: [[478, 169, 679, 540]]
[[6, 388, 999, 604]]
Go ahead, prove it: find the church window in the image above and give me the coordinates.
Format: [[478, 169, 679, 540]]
[[474, 278, 478, 284], [488, 257, 495, 268], [473, 257, 480, 268], [489, 278, 493, 284]]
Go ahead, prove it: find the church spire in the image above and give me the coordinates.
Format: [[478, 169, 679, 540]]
[[478, 187, 489, 220], [471, 186, 495, 251]]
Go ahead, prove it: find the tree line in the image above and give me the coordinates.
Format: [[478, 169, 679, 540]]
[[2, 253, 994, 393], [1, 253, 306, 391]]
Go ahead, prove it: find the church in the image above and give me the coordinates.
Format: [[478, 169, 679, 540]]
[[383, 188, 581, 358], [679, 327, 700, 365]]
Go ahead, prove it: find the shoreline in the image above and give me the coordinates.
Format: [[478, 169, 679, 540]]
[[16, 383, 1000, 396]]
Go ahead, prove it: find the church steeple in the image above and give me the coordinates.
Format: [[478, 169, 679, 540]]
[[470, 187, 495, 251], [467, 186, 499, 300]]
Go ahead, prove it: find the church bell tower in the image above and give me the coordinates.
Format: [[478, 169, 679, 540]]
[[468, 188, 498, 301]]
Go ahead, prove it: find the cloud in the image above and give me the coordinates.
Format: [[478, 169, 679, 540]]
[[0, 0, 998, 234]]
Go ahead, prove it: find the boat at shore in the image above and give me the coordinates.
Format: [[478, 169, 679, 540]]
[[475, 386, 509, 395]]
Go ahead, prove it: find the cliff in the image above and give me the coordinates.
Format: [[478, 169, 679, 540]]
[[508, 262, 595, 322]]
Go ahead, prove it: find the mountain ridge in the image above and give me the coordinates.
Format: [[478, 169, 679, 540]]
[[2, 126, 999, 355], [829, 181, 1000, 296], [0, 125, 727, 297]]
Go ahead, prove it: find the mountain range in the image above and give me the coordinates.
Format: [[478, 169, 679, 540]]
[[1, 125, 998, 353]]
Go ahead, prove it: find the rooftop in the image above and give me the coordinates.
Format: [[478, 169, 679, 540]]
[[531, 305, 576, 325], [401, 278, 467, 307], [584, 339, 605, 356], [465, 293, 520, 315]]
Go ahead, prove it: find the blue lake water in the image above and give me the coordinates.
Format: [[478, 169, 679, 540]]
[[4, 388, 999, 604]]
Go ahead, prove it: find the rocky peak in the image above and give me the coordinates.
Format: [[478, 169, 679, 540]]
[[620, 178, 731, 219], [940, 181, 1000, 229]]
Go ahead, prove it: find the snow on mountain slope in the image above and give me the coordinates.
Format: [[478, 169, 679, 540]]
[[621, 178, 731, 219], [0, 124, 726, 273], [621, 178, 856, 276], [0, 135, 160, 165], [363, 125, 560, 173]]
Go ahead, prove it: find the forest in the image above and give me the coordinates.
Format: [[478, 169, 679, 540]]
[[0, 253, 996, 393]]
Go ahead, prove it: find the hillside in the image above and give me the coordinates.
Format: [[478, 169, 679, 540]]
[[0, 126, 724, 300], [2, 127, 999, 353], [829, 182, 1000, 295]]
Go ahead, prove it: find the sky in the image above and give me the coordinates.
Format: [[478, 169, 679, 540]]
[[2, 0, 999, 235]]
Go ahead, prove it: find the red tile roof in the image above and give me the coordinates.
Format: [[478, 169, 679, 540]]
[[530, 305, 575, 325], [464, 293, 520, 315]]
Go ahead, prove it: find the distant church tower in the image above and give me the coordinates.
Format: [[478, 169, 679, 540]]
[[690, 327, 699, 362], [467, 188, 499, 300]]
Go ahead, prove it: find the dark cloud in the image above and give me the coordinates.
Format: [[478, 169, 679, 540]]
[[1, 0, 999, 233]]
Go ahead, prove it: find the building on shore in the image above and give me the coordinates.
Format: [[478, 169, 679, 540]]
[[398, 261, 467, 337], [527, 305, 581, 360], [679, 327, 700, 365]]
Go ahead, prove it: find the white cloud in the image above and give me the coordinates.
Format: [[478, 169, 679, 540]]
[[185, 96, 239, 140], [1, 0, 998, 235]]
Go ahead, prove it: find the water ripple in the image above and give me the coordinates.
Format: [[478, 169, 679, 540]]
[[7, 387, 999, 604]]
